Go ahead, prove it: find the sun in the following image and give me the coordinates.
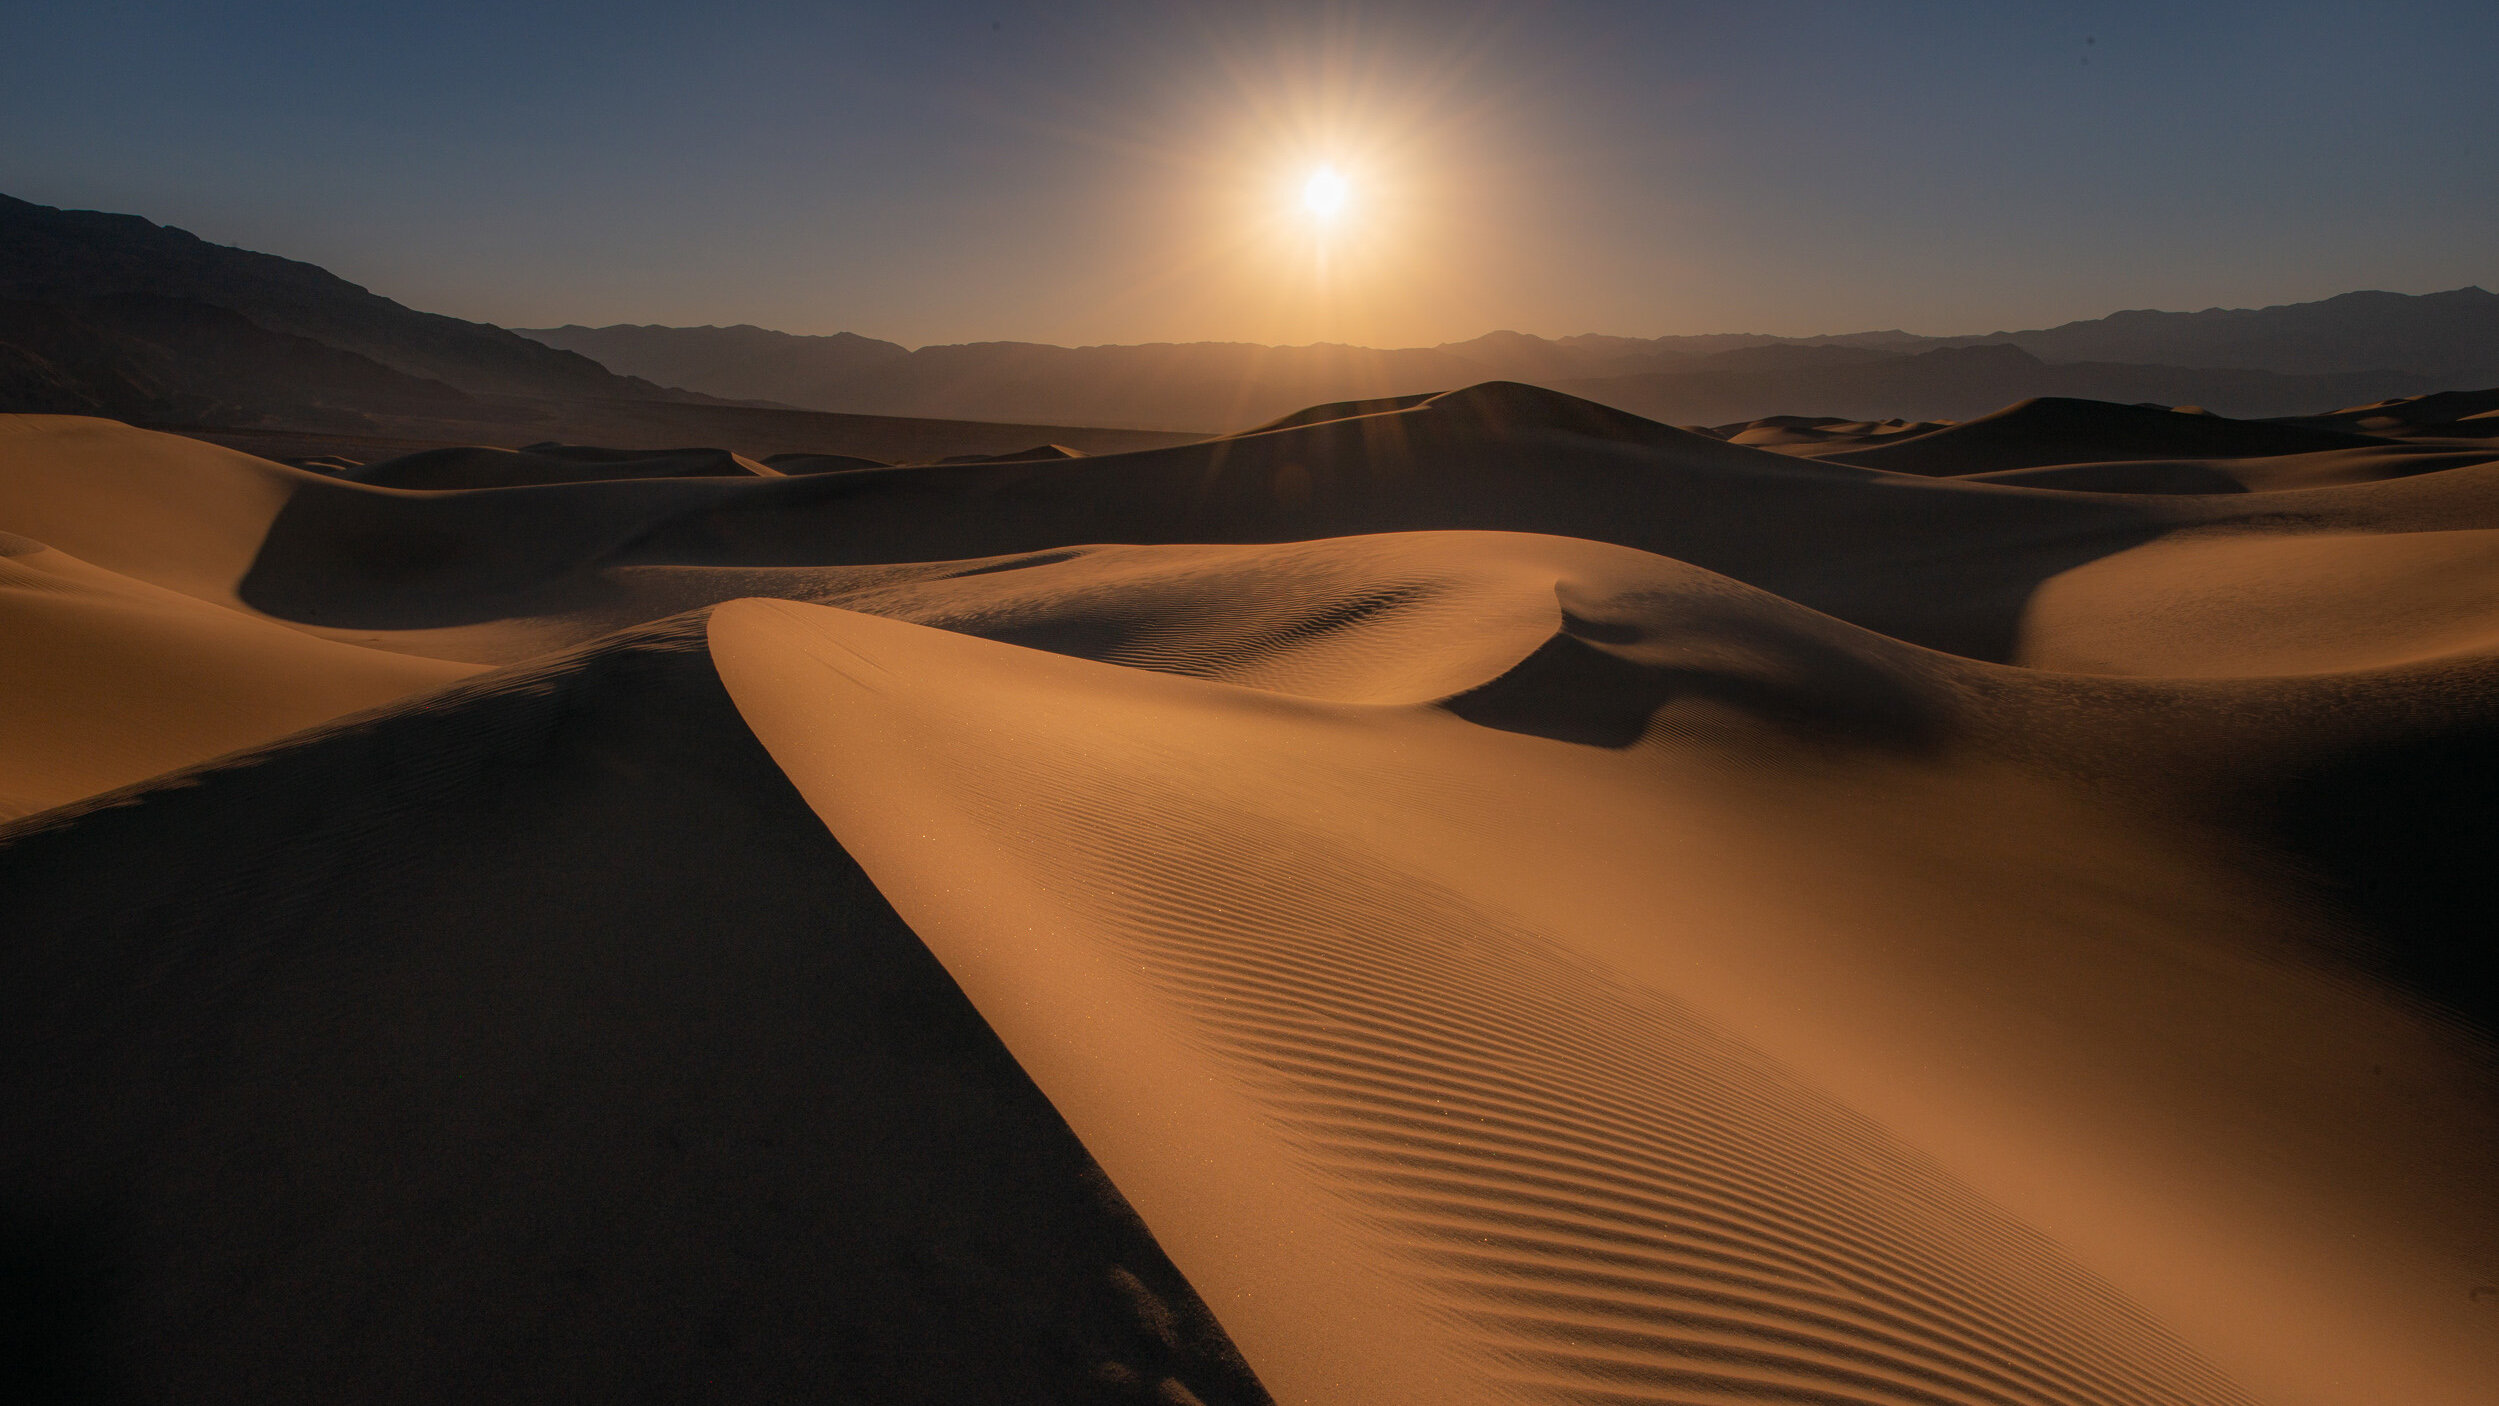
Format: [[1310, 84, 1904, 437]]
[[1301, 165, 1350, 222]]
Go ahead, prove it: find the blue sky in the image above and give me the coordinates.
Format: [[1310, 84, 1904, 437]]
[[3, 1, 2492, 345]]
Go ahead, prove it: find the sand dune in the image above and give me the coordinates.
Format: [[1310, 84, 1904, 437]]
[[0, 620, 1266, 1404], [0, 414, 299, 600], [0, 531, 475, 817], [714, 540, 2499, 1406], [5, 382, 2498, 1403], [2308, 387, 2499, 426], [221, 381, 2158, 665], [1814, 397, 2387, 475], [2021, 527, 2499, 675], [345, 443, 782, 489]]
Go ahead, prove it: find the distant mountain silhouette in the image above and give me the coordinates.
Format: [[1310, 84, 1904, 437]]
[[0, 194, 670, 402], [1961, 288, 2499, 381], [5, 188, 2489, 449], [519, 324, 1490, 432], [519, 323, 912, 408], [1498, 289, 2499, 382], [525, 288, 2493, 432], [1553, 343, 2437, 426], [0, 193, 1202, 464]]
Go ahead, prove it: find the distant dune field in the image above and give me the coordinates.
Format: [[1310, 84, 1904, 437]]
[[5, 383, 2498, 1404]]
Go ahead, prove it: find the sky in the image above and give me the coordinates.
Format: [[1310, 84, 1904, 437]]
[[3, 0, 2494, 349]]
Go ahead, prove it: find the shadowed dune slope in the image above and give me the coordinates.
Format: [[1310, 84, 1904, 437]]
[[762, 448, 891, 474], [1958, 446, 2499, 494], [937, 442, 1087, 464], [225, 380, 2492, 669], [345, 443, 780, 489], [226, 382, 2161, 662], [0, 619, 1268, 1406], [2296, 386, 2499, 435], [1236, 391, 1441, 433], [1821, 397, 2392, 475]]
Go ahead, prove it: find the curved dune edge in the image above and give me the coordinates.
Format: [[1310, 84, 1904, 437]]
[[0, 414, 303, 603], [711, 599, 2231, 1406], [0, 617, 1276, 1404], [715, 601, 2322, 1404], [2018, 528, 2499, 676], [711, 596, 2499, 1406], [0, 534, 481, 818]]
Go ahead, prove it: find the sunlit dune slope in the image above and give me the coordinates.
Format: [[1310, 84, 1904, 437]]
[[714, 544, 2499, 1406], [0, 530, 476, 817], [0, 414, 299, 601], [0, 415, 486, 812], [2022, 527, 2499, 675]]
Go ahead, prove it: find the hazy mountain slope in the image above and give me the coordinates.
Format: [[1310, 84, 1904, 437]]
[[0, 294, 478, 427], [0, 193, 660, 400], [518, 330, 1488, 432], [1504, 289, 2499, 382], [520, 323, 910, 406], [1983, 287, 2499, 381], [522, 288, 2489, 433], [0, 195, 1204, 466]]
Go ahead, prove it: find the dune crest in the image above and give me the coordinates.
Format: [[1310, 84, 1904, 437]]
[[715, 601, 2231, 1405], [714, 587, 2498, 1406]]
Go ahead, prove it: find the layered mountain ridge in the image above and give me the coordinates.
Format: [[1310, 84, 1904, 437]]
[[0, 194, 1200, 463], [523, 286, 2499, 432], [5, 190, 2493, 447]]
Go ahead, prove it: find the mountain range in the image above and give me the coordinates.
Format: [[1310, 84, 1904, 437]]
[[0, 194, 1195, 462], [522, 286, 2499, 432], [0, 193, 649, 405], [3, 190, 2496, 451]]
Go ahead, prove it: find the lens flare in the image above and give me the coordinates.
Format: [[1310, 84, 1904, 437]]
[[1039, 10, 1516, 344], [1302, 166, 1349, 221]]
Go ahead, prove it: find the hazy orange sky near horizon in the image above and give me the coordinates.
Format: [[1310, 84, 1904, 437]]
[[3, 1, 2495, 347]]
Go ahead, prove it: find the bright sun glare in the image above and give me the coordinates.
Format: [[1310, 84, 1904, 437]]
[[1302, 166, 1350, 221]]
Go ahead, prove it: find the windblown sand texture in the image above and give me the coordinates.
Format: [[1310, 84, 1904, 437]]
[[4, 385, 2497, 1404]]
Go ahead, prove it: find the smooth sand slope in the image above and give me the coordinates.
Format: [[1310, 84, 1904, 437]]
[[0, 529, 474, 817], [712, 543, 2498, 1406], [4, 386, 2497, 1403], [0, 416, 480, 815]]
